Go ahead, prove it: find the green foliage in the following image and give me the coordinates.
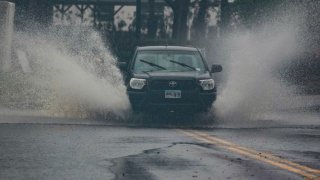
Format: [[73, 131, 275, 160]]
[[232, 0, 285, 28]]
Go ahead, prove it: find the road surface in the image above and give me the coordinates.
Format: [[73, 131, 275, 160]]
[[0, 110, 319, 180]]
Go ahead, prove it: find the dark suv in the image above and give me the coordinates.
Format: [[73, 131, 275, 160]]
[[119, 46, 222, 113]]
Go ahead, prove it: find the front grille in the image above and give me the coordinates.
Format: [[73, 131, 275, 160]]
[[149, 80, 196, 90]]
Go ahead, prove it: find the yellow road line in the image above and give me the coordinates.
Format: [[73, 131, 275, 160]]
[[192, 130, 320, 174], [178, 129, 320, 180]]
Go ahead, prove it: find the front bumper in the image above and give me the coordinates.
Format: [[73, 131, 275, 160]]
[[128, 90, 216, 113]]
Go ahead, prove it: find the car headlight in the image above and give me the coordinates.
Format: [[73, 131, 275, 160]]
[[129, 78, 146, 90], [199, 79, 215, 90]]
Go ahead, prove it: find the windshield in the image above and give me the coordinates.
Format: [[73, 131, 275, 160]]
[[133, 50, 206, 73]]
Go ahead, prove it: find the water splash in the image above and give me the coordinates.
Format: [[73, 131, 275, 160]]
[[5, 27, 129, 117], [212, 6, 314, 121]]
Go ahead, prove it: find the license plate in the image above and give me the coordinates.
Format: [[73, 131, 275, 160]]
[[165, 90, 181, 98]]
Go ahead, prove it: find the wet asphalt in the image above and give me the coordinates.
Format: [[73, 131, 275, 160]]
[[0, 112, 319, 180]]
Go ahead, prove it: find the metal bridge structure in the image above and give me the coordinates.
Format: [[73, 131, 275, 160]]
[[12, 0, 221, 29], [10, 0, 222, 44], [13, 0, 166, 30], [53, 0, 166, 27]]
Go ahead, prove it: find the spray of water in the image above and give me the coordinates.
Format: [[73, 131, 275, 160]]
[[8, 27, 129, 117], [213, 4, 315, 121]]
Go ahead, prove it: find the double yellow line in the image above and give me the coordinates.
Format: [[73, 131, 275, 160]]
[[179, 129, 320, 179]]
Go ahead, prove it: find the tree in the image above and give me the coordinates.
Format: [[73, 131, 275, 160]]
[[164, 0, 190, 41], [136, 0, 142, 41], [147, 0, 157, 38], [193, 0, 209, 42], [230, 0, 283, 29], [220, 0, 230, 34]]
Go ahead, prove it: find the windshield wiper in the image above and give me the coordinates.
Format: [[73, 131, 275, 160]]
[[140, 59, 166, 70], [169, 60, 197, 71]]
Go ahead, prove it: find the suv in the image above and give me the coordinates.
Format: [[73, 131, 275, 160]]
[[119, 46, 222, 113]]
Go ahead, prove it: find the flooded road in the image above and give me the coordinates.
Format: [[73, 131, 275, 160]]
[[0, 108, 319, 180]]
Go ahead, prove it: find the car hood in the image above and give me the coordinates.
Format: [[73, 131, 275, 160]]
[[133, 71, 211, 80]]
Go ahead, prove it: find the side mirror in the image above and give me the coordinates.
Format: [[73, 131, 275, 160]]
[[211, 64, 222, 73], [118, 62, 127, 71]]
